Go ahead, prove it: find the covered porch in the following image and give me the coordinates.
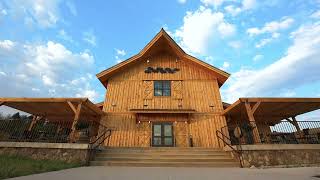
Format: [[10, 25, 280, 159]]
[[0, 98, 106, 144], [222, 98, 320, 145]]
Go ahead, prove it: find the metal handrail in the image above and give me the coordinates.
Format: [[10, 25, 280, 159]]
[[86, 121, 112, 165], [216, 130, 243, 168]]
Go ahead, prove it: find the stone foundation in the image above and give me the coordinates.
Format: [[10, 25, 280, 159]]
[[227, 144, 320, 168], [0, 142, 90, 165]]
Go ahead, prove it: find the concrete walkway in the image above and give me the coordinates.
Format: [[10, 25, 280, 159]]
[[10, 166, 320, 180]]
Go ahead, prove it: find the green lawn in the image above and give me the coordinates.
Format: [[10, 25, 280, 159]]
[[0, 154, 81, 179]]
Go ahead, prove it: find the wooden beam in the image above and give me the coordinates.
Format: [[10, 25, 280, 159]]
[[292, 116, 302, 132], [0, 97, 87, 103], [251, 101, 261, 114], [67, 101, 77, 114], [27, 116, 42, 131], [69, 102, 82, 143], [244, 102, 261, 143]]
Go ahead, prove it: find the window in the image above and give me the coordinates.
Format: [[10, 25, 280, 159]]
[[154, 81, 171, 96]]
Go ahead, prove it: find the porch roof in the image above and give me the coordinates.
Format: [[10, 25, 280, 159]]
[[129, 108, 196, 114], [0, 97, 105, 122], [222, 98, 320, 123]]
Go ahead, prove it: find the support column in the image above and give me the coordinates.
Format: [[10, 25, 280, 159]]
[[28, 115, 40, 131], [286, 116, 302, 135], [244, 101, 261, 143], [68, 102, 82, 143]]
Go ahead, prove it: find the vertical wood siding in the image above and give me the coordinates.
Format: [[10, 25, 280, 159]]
[[102, 52, 227, 148]]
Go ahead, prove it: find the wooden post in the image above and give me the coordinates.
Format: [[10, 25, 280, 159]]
[[28, 115, 39, 131], [244, 101, 261, 143], [286, 116, 302, 135], [69, 102, 82, 143]]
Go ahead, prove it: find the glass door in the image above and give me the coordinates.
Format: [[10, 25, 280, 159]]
[[152, 122, 174, 147]]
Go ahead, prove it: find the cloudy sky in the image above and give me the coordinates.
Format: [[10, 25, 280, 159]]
[[0, 0, 320, 106]]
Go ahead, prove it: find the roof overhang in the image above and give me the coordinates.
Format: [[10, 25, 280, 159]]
[[96, 29, 230, 88], [223, 98, 320, 123], [0, 97, 105, 122]]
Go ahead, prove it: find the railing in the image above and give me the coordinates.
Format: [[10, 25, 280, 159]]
[[216, 129, 243, 168], [89, 122, 112, 149], [87, 121, 112, 164], [263, 120, 320, 144], [225, 120, 320, 145], [0, 118, 109, 144]]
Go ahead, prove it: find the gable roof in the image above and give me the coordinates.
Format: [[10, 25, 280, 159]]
[[96, 28, 230, 88]]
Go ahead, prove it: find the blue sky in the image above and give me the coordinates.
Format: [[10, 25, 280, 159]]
[[0, 0, 320, 109]]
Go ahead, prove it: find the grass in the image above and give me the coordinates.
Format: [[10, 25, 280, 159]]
[[0, 154, 82, 179]]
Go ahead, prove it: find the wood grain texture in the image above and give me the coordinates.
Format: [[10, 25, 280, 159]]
[[101, 52, 227, 148]]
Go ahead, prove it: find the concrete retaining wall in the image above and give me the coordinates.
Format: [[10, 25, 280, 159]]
[[227, 144, 320, 168], [0, 142, 90, 164]]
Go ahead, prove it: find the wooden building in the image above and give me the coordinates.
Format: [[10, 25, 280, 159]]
[[96, 29, 230, 148]]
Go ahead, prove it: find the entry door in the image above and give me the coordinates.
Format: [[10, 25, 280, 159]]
[[152, 123, 174, 147]]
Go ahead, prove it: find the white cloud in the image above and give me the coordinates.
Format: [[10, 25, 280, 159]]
[[4, 0, 61, 28], [57, 29, 74, 43], [31, 88, 40, 92], [224, 0, 256, 16], [221, 61, 230, 70], [224, 5, 242, 16], [247, 17, 294, 36], [218, 23, 236, 37], [114, 48, 126, 63], [281, 90, 296, 97], [76, 90, 99, 101], [1, 9, 7, 16], [205, 56, 214, 64], [177, 0, 187, 4], [66, 1, 77, 16], [242, 0, 256, 10], [0, 40, 100, 101], [255, 32, 280, 48], [173, 6, 236, 54], [310, 10, 320, 19], [115, 48, 126, 56], [253, 54, 263, 62], [222, 21, 320, 103], [0, 40, 15, 50], [201, 0, 225, 8], [0, 71, 7, 76], [228, 41, 241, 49], [82, 29, 97, 46]]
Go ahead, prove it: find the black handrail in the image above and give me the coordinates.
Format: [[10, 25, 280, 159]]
[[216, 130, 243, 168], [86, 121, 112, 165]]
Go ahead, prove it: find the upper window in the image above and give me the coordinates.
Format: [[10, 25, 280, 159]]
[[154, 81, 171, 96]]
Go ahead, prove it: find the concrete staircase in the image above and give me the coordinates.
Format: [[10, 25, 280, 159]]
[[90, 147, 240, 167]]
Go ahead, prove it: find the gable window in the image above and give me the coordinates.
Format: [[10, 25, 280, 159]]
[[154, 81, 171, 96]]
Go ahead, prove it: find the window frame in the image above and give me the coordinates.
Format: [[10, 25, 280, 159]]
[[154, 80, 171, 97]]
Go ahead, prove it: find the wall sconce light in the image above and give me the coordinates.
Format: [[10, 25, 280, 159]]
[[111, 103, 116, 107], [138, 120, 141, 124], [147, 59, 150, 63], [175, 58, 179, 63], [148, 121, 151, 124], [184, 121, 187, 124]]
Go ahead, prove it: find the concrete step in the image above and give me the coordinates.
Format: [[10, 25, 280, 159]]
[[95, 151, 229, 156], [94, 157, 236, 162], [91, 147, 240, 167], [90, 161, 239, 167], [99, 147, 224, 152], [95, 153, 231, 158]]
